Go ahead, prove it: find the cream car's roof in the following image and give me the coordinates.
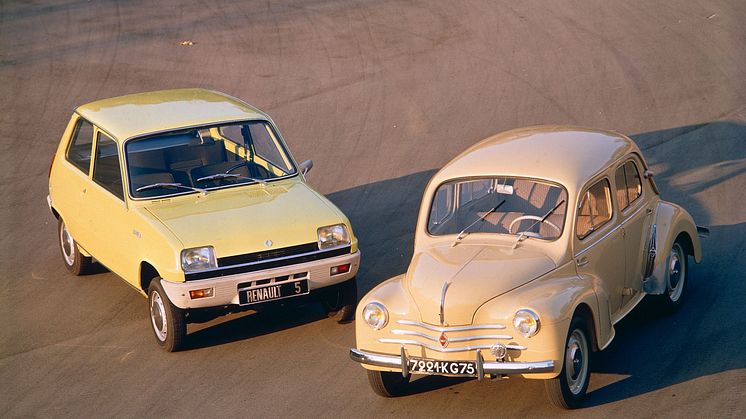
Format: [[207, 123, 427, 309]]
[[433, 126, 641, 191], [75, 88, 268, 140]]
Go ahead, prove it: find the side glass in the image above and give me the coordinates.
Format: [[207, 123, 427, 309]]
[[66, 119, 94, 174], [576, 179, 612, 239], [614, 160, 643, 211], [93, 132, 124, 200]]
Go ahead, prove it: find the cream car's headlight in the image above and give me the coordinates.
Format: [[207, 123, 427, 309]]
[[513, 309, 540, 337], [317, 224, 350, 250], [363, 302, 388, 330], [181, 246, 217, 272]]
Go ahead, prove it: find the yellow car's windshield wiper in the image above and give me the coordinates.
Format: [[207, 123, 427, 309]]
[[135, 182, 207, 195], [452, 200, 506, 247], [196, 173, 267, 186]]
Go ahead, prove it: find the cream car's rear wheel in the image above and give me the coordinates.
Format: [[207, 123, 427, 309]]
[[367, 369, 409, 397], [660, 240, 688, 310], [57, 218, 92, 275], [148, 277, 187, 352], [544, 316, 591, 409]]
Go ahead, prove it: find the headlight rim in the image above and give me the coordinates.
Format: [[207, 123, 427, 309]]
[[362, 301, 388, 330], [317, 223, 351, 250], [513, 308, 540, 338], [180, 246, 217, 272]]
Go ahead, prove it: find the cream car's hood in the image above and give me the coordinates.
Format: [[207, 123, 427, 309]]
[[405, 244, 556, 325], [143, 181, 344, 258]]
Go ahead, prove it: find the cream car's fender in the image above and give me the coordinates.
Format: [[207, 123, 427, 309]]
[[642, 202, 702, 295], [472, 261, 605, 379]]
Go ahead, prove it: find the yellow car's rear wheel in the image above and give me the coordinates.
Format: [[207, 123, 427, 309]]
[[57, 218, 92, 276]]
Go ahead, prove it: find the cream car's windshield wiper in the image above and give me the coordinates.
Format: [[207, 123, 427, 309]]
[[452, 200, 506, 247], [135, 182, 207, 195], [196, 172, 267, 186], [512, 199, 566, 249]]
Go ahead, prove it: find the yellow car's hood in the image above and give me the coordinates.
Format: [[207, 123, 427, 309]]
[[144, 181, 344, 258], [405, 243, 556, 325]]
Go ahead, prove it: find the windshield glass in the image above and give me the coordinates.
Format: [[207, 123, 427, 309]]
[[427, 177, 568, 240], [126, 121, 296, 198]]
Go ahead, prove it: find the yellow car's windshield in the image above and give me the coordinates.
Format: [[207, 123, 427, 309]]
[[125, 120, 296, 198]]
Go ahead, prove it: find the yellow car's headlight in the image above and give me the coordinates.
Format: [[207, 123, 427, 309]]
[[363, 302, 388, 330], [181, 246, 217, 272], [513, 309, 540, 337], [317, 224, 350, 250]]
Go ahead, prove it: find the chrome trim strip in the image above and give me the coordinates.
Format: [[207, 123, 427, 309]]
[[193, 245, 350, 274], [350, 348, 554, 375], [379, 338, 526, 352], [439, 281, 451, 325], [397, 319, 506, 332], [574, 202, 647, 258], [390, 329, 512, 342]]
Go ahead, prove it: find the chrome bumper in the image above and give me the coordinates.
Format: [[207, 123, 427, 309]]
[[349, 348, 554, 380]]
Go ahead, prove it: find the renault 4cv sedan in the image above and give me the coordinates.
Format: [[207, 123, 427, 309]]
[[48, 89, 360, 351], [350, 126, 706, 408]]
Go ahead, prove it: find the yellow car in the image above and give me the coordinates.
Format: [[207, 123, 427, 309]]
[[350, 126, 706, 408], [48, 89, 360, 351]]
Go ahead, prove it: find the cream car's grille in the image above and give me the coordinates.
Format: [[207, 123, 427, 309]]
[[378, 320, 526, 353]]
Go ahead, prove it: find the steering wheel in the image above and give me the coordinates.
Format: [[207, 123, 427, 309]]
[[508, 215, 561, 237]]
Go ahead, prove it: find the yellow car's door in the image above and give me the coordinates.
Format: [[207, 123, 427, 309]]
[[83, 129, 138, 281]]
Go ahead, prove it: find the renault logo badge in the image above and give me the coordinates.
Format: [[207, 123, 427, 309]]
[[439, 332, 449, 348], [264, 239, 273, 248]]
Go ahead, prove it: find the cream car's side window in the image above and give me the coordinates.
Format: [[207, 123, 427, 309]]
[[66, 118, 94, 174], [614, 160, 642, 211], [93, 132, 124, 201], [576, 179, 612, 240]]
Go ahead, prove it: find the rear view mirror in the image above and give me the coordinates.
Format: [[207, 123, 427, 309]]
[[299, 159, 313, 175], [494, 184, 514, 195]]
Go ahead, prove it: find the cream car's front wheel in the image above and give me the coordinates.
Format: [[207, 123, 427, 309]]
[[544, 316, 591, 409], [148, 277, 187, 352], [57, 218, 92, 275], [367, 370, 409, 397]]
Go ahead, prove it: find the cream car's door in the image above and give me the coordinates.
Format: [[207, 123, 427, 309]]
[[573, 178, 627, 319], [614, 158, 655, 307]]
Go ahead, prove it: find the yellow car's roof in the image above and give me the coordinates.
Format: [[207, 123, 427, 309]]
[[75, 88, 268, 140], [433, 126, 642, 191]]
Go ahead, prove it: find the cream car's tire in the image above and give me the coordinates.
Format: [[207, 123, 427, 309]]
[[325, 277, 357, 323], [544, 316, 591, 409], [148, 277, 187, 352], [58, 218, 92, 275], [367, 370, 409, 397], [659, 240, 687, 311]]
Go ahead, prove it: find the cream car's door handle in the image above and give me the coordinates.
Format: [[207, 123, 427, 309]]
[[576, 256, 589, 267]]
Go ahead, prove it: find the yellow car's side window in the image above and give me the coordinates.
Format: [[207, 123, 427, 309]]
[[93, 132, 124, 200], [576, 179, 612, 240], [66, 118, 94, 175]]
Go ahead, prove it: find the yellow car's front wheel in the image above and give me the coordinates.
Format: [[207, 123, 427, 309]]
[[148, 277, 187, 352]]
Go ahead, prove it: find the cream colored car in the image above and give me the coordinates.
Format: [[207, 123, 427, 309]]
[[350, 126, 706, 408], [48, 89, 360, 351]]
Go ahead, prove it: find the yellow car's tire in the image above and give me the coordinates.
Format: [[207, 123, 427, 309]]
[[148, 277, 187, 352], [58, 218, 92, 276], [325, 277, 357, 323]]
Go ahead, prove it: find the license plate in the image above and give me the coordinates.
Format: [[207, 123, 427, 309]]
[[238, 280, 309, 305], [408, 357, 477, 376]]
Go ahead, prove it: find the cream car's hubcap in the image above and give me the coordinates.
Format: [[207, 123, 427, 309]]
[[668, 243, 685, 302], [60, 223, 75, 266], [150, 291, 168, 341], [566, 329, 588, 395]]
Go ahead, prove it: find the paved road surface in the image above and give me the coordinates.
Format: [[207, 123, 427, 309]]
[[2, 0, 745, 417]]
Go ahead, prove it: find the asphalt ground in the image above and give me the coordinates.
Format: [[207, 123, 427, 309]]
[[1, 0, 745, 417]]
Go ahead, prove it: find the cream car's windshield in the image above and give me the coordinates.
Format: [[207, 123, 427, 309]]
[[427, 177, 568, 240], [126, 121, 296, 198]]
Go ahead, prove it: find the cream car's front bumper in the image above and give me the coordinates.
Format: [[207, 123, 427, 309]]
[[161, 250, 360, 309], [350, 347, 554, 379]]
